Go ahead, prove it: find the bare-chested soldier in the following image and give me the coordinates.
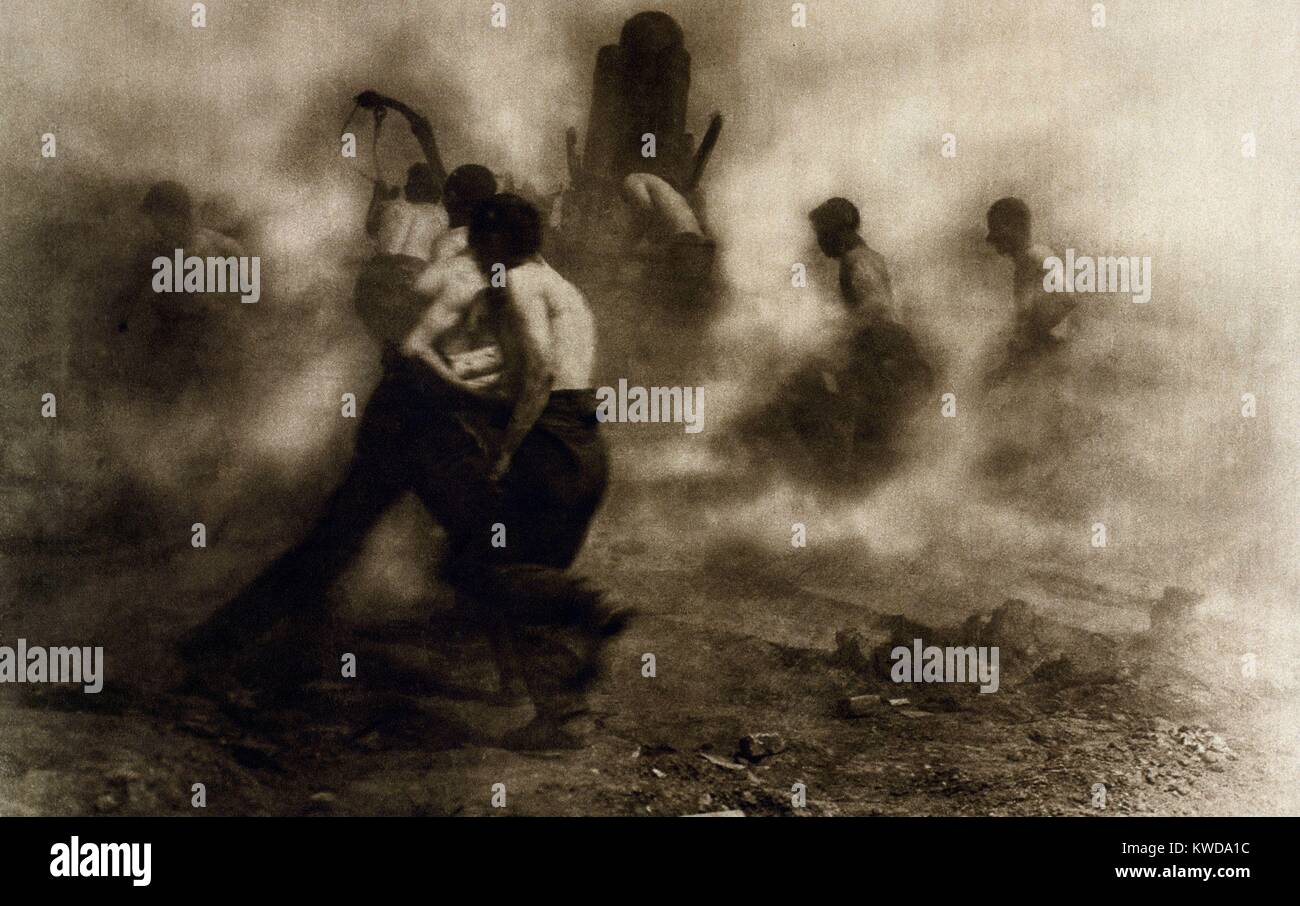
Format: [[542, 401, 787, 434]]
[[350, 89, 500, 341], [809, 196, 897, 326], [176, 167, 501, 691], [180, 193, 627, 748], [791, 197, 931, 478], [406, 193, 627, 749], [114, 181, 246, 395], [983, 196, 1079, 384], [105, 181, 251, 525]]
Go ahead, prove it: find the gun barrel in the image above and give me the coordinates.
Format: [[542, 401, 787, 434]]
[[688, 113, 724, 191]]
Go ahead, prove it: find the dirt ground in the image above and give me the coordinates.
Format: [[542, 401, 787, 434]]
[[2, 467, 1296, 818]]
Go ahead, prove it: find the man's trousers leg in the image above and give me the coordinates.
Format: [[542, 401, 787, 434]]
[[178, 373, 411, 666], [493, 395, 612, 731]]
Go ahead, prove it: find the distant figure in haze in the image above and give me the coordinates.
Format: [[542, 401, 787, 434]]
[[736, 197, 930, 486], [114, 180, 245, 395], [809, 196, 898, 327], [104, 181, 248, 533], [806, 197, 931, 477], [354, 160, 498, 344], [983, 196, 1078, 385], [366, 161, 448, 260], [351, 89, 502, 342]]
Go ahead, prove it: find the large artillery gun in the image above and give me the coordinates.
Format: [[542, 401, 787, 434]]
[[550, 11, 722, 304]]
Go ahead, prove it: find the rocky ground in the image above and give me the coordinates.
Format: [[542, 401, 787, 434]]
[[2, 477, 1296, 818]]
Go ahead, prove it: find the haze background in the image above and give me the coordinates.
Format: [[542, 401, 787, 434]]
[[0, 0, 1294, 658]]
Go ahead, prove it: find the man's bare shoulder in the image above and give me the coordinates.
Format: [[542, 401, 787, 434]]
[[512, 258, 585, 303], [844, 244, 890, 280], [1021, 243, 1059, 270]]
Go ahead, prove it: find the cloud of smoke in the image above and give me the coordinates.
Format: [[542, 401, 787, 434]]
[[0, 0, 1294, 619], [685, 0, 1299, 604]]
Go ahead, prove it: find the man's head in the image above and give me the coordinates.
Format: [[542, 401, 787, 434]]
[[142, 180, 194, 245], [443, 164, 497, 227], [404, 163, 440, 204], [985, 196, 1031, 256], [809, 196, 860, 258], [469, 193, 542, 271]]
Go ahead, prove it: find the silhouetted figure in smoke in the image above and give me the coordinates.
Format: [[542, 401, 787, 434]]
[[99, 181, 249, 539], [810, 197, 898, 325], [179, 195, 628, 750], [350, 90, 495, 342], [983, 196, 1079, 386], [738, 197, 932, 486], [113, 181, 245, 397], [978, 197, 1081, 486]]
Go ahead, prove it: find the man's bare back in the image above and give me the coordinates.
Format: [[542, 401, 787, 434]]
[[839, 243, 896, 325], [501, 257, 596, 391], [403, 239, 505, 397], [1012, 242, 1076, 347]]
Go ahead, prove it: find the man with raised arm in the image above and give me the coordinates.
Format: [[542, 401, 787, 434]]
[[176, 165, 502, 692]]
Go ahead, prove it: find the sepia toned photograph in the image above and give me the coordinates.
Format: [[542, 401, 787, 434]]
[[0, 0, 1296, 884]]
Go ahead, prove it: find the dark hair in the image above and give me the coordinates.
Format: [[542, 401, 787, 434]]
[[404, 163, 439, 203], [987, 196, 1030, 228], [444, 164, 497, 217], [142, 181, 193, 220], [469, 193, 542, 262], [809, 196, 860, 234]]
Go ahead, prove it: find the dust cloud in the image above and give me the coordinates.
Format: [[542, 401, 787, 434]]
[[0, 0, 1294, 637]]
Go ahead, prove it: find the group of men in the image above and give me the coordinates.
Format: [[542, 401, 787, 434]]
[[178, 90, 630, 751], [759, 190, 1077, 484], [811, 192, 1075, 372], [158, 83, 1073, 748]]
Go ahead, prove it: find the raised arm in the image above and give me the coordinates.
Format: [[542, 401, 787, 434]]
[[356, 90, 449, 186], [365, 179, 400, 237]]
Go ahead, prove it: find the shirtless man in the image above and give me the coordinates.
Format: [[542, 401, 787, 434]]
[[406, 193, 625, 749], [115, 181, 246, 393], [615, 113, 721, 274], [983, 196, 1079, 384], [178, 194, 625, 738], [176, 170, 501, 688], [367, 164, 445, 252], [350, 89, 498, 340], [785, 197, 931, 480], [809, 196, 896, 326]]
